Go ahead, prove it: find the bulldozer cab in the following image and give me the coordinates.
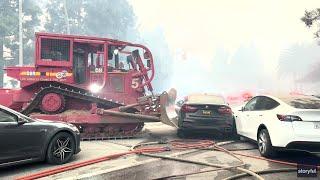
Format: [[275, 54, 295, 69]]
[[70, 41, 106, 86], [34, 33, 154, 94], [36, 34, 107, 86]]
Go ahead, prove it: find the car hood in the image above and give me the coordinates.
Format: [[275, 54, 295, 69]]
[[30, 118, 71, 128], [34, 119, 58, 123]]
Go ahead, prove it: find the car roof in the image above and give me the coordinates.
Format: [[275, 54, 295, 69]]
[[186, 93, 226, 105], [256, 93, 311, 98], [252, 94, 319, 103]]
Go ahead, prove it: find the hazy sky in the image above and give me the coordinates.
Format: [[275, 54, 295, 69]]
[[129, 0, 320, 95], [130, 0, 319, 69]]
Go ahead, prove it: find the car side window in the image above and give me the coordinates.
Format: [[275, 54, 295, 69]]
[[244, 97, 258, 111], [0, 109, 18, 122], [255, 97, 280, 110]]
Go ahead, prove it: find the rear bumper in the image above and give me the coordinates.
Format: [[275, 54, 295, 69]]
[[268, 121, 320, 148], [179, 126, 233, 134], [179, 117, 234, 134], [270, 127, 320, 152], [284, 141, 320, 153]]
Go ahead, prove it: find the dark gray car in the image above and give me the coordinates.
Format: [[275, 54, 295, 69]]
[[176, 94, 235, 137], [0, 105, 81, 167]]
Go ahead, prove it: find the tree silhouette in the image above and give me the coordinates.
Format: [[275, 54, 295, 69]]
[[44, 0, 138, 40], [300, 9, 320, 85], [301, 9, 320, 38], [0, 0, 41, 87]]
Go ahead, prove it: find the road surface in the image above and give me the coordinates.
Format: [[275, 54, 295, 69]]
[[0, 122, 319, 179]]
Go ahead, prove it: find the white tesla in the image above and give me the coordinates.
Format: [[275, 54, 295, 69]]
[[234, 94, 320, 157]]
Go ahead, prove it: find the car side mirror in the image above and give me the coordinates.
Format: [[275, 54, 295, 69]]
[[17, 117, 27, 125]]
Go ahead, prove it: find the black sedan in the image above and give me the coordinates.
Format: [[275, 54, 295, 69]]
[[0, 105, 81, 167], [176, 94, 235, 137]]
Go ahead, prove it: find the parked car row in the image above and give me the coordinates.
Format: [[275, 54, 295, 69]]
[[176, 93, 320, 157], [0, 105, 81, 167], [2, 92, 320, 168]]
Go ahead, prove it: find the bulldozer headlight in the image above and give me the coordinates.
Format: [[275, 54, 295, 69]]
[[89, 83, 102, 93]]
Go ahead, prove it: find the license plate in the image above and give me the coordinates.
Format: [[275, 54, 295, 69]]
[[202, 110, 212, 116], [314, 122, 320, 129]]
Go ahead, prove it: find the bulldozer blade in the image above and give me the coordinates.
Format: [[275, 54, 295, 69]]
[[96, 88, 179, 128], [159, 89, 179, 128]]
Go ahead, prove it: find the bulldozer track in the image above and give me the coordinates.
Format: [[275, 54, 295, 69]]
[[20, 83, 144, 140], [21, 84, 123, 115]]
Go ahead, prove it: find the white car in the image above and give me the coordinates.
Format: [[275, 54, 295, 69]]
[[234, 94, 320, 157]]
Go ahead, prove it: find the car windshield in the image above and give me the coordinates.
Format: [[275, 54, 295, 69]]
[[278, 95, 320, 109], [187, 94, 225, 104]]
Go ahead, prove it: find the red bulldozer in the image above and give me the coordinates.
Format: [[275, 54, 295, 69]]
[[0, 33, 178, 139]]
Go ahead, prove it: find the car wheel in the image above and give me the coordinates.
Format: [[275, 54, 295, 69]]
[[231, 118, 240, 140], [177, 129, 185, 138], [257, 129, 276, 157], [47, 132, 75, 164]]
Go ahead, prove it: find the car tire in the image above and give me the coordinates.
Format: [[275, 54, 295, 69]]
[[231, 118, 240, 140], [177, 129, 185, 138], [46, 132, 75, 164], [257, 129, 276, 157]]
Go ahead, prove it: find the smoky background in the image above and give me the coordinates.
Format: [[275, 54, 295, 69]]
[[1, 0, 320, 101]]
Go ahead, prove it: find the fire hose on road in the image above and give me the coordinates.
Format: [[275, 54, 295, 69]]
[[133, 140, 263, 180], [16, 140, 262, 180], [148, 140, 320, 179], [15, 139, 319, 180], [15, 146, 171, 180]]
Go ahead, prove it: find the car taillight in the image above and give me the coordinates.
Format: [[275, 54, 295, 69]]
[[181, 104, 198, 113], [277, 114, 302, 122], [218, 106, 232, 114]]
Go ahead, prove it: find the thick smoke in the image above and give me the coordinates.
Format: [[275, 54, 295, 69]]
[[3, 0, 320, 100], [146, 40, 320, 100]]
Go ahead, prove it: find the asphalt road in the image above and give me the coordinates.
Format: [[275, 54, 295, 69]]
[[0, 122, 319, 180]]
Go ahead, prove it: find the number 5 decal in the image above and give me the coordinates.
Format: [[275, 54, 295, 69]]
[[131, 78, 140, 89]]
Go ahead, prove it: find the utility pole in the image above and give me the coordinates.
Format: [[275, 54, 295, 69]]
[[63, 0, 70, 34], [19, 0, 23, 66]]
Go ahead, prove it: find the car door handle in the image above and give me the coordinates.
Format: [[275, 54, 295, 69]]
[[259, 114, 263, 116]]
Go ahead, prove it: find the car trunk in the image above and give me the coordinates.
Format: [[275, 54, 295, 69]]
[[182, 104, 232, 127], [291, 110, 320, 138]]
